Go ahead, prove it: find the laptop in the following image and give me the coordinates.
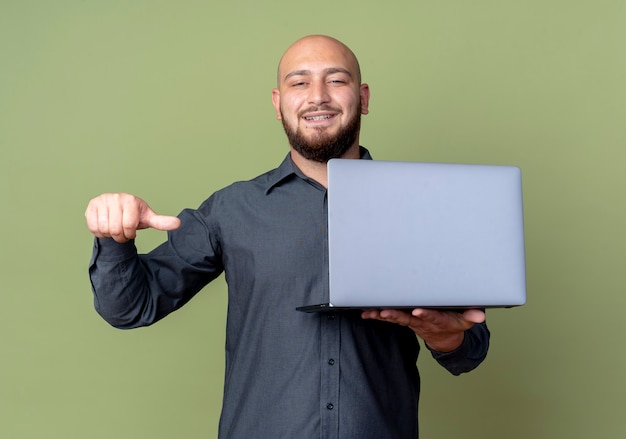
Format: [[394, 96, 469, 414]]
[[296, 158, 526, 312]]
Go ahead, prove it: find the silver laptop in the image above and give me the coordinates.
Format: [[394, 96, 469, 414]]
[[297, 158, 526, 312]]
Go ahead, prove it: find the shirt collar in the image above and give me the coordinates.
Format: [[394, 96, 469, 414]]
[[265, 146, 373, 194]]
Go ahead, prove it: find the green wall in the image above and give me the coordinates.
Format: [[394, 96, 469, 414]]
[[2, 1, 625, 437]]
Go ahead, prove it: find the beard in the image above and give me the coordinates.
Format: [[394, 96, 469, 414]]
[[280, 105, 361, 163]]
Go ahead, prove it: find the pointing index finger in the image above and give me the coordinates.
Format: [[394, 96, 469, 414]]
[[147, 215, 181, 232]]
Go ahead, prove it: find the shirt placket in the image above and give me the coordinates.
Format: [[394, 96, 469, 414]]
[[320, 311, 341, 439], [319, 189, 341, 439]]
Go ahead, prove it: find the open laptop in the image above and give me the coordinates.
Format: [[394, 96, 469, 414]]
[[296, 158, 526, 312]]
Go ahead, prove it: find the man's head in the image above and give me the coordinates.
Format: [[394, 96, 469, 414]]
[[272, 35, 370, 163]]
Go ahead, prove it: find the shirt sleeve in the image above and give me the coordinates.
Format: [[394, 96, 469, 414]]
[[426, 321, 490, 375], [88, 207, 224, 329]]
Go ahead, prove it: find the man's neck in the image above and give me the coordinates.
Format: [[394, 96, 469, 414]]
[[289, 144, 361, 188]]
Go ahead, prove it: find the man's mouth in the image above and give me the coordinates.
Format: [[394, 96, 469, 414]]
[[301, 111, 339, 126], [304, 114, 333, 121]]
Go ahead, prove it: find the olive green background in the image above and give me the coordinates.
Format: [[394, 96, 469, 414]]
[[1, 0, 624, 438]]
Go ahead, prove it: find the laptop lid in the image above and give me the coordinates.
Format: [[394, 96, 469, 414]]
[[297, 159, 526, 312]]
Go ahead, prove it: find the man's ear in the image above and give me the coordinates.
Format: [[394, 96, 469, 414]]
[[272, 88, 282, 120], [360, 83, 370, 115]]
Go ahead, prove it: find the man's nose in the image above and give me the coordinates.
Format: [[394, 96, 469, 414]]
[[308, 81, 331, 105]]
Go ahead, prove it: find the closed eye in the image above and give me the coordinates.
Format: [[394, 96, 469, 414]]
[[327, 79, 348, 87], [290, 81, 308, 87]]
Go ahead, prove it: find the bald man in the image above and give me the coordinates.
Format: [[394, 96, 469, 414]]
[[86, 35, 490, 439]]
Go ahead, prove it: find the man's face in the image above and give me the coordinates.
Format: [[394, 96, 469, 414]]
[[272, 37, 370, 163]]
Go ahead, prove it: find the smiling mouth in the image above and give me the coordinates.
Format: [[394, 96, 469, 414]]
[[304, 115, 334, 121]]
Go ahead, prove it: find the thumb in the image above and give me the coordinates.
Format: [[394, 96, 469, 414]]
[[462, 309, 486, 324], [145, 213, 181, 232]]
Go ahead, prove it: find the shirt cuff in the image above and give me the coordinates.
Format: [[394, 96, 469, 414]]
[[426, 331, 471, 360], [92, 237, 137, 263]]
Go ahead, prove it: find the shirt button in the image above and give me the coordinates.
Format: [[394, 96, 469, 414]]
[[326, 403, 334, 410], [328, 359, 335, 366]]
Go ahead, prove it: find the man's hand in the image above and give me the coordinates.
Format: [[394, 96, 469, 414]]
[[361, 308, 486, 353], [85, 193, 181, 243]]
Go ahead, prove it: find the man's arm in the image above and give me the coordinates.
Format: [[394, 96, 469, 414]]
[[86, 193, 222, 329], [361, 308, 490, 375]]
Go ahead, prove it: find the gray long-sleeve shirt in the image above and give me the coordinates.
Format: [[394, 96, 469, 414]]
[[88, 148, 490, 439]]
